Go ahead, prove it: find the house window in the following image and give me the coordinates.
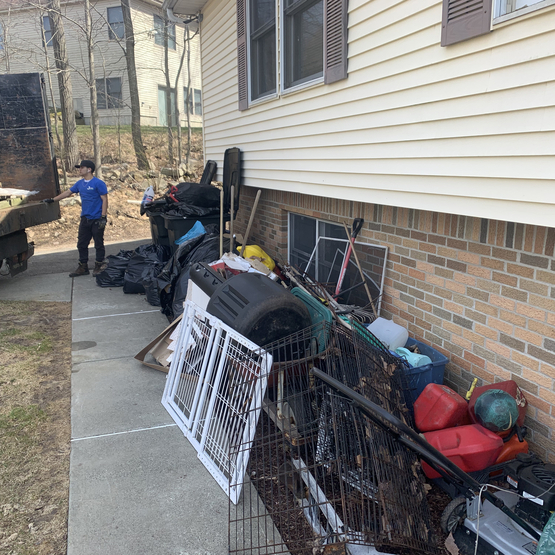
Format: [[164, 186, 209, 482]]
[[0, 21, 4, 51], [249, 0, 276, 100], [107, 6, 124, 40], [289, 213, 388, 311], [494, 0, 550, 18], [289, 214, 345, 280], [154, 14, 176, 50], [237, 0, 347, 110], [186, 88, 202, 115], [158, 86, 177, 126], [42, 15, 53, 47], [283, 0, 323, 89], [96, 77, 123, 109]]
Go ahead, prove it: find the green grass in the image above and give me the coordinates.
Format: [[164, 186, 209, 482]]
[[0, 329, 53, 354], [74, 124, 203, 137], [0, 405, 46, 439]]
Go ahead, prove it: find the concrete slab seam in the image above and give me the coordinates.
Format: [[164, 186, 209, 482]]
[[71, 423, 177, 442], [73, 309, 161, 321]]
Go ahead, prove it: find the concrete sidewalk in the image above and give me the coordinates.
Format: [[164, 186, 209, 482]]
[[0, 245, 233, 555]]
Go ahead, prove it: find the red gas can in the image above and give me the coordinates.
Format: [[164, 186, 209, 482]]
[[421, 424, 503, 479], [468, 380, 527, 430], [414, 383, 470, 432]]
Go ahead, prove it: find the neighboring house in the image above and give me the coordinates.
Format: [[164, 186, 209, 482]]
[[166, 0, 555, 460], [0, 0, 203, 127]]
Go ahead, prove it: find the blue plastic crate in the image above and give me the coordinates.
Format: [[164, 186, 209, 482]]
[[401, 338, 448, 404]]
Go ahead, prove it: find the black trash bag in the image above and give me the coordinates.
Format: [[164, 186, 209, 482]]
[[134, 242, 171, 263], [157, 233, 208, 319], [170, 234, 229, 321], [123, 244, 171, 294], [165, 204, 219, 218], [166, 182, 221, 208], [95, 250, 134, 287], [141, 263, 165, 306]]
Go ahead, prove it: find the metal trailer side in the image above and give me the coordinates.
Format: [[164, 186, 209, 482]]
[[0, 72, 61, 275]]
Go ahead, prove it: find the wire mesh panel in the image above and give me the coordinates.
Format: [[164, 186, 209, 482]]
[[229, 321, 442, 555], [162, 300, 272, 504]]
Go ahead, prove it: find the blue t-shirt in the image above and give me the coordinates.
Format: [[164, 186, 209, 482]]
[[70, 177, 108, 220]]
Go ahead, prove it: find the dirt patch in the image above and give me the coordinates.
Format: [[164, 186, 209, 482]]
[[0, 301, 72, 555], [31, 126, 205, 253]]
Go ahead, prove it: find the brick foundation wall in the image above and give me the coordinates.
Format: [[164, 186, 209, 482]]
[[235, 185, 555, 461]]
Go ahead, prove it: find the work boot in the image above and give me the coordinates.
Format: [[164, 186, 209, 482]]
[[69, 262, 89, 277], [92, 261, 105, 277]]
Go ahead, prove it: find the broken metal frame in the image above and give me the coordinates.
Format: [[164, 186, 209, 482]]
[[304, 237, 387, 315]]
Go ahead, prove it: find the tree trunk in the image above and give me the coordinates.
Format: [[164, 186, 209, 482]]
[[40, 17, 66, 187], [84, 0, 102, 179], [173, 27, 188, 167], [48, 0, 79, 171], [121, 0, 149, 170], [164, 16, 174, 165], [185, 25, 192, 166]]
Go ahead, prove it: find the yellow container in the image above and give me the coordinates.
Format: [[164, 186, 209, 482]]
[[238, 245, 275, 271]]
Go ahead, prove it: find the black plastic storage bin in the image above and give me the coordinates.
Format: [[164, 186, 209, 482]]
[[162, 213, 229, 254], [146, 210, 170, 246]]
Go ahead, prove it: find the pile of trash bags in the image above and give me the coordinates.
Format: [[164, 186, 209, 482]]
[[95, 225, 228, 321], [144, 182, 223, 219]]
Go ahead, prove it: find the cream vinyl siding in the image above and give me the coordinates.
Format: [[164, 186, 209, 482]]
[[200, 0, 555, 227]]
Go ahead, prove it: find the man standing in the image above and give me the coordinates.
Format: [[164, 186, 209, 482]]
[[45, 160, 108, 277]]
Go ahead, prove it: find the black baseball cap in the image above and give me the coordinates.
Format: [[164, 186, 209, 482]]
[[75, 160, 95, 172]]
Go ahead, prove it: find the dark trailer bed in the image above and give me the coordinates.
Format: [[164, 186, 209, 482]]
[[0, 72, 61, 273]]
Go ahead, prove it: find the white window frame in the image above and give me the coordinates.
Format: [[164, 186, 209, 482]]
[[107, 6, 125, 41], [42, 15, 53, 47], [280, 0, 324, 94], [247, 0, 279, 105], [493, 0, 555, 24], [153, 14, 176, 50]]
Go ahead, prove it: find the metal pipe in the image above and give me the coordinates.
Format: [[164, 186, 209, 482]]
[[230, 185, 234, 253], [239, 189, 261, 258]]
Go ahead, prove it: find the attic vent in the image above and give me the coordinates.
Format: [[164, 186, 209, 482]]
[[441, 0, 492, 47]]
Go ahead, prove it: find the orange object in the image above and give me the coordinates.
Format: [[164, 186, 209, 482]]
[[495, 435, 529, 465], [421, 424, 503, 479], [414, 383, 470, 432]]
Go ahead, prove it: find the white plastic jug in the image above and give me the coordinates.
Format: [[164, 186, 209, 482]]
[[395, 347, 432, 368], [366, 317, 408, 351]]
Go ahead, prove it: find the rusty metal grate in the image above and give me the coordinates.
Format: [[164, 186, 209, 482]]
[[229, 321, 442, 555]]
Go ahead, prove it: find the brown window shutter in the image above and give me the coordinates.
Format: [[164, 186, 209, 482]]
[[324, 0, 348, 84], [441, 0, 492, 47], [237, 0, 248, 110]]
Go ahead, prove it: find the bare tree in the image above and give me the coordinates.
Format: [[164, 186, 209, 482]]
[[163, 14, 174, 166], [84, 0, 102, 179], [121, 0, 149, 170], [48, 0, 79, 171]]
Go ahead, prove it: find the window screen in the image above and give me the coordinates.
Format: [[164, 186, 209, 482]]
[[249, 0, 276, 100], [283, 0, 323, 89]]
